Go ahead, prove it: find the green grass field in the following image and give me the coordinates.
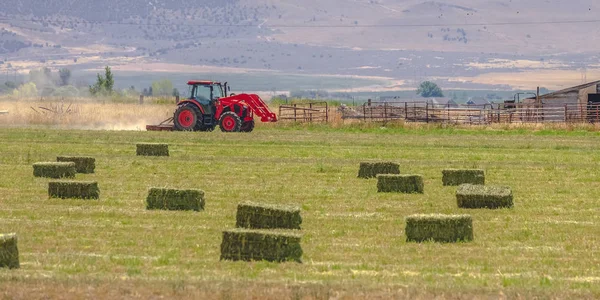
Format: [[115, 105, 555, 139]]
[[1, 126, 599, 298]]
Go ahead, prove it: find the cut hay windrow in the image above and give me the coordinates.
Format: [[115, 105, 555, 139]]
[[377, 174, 424, 193], [406, 214, 473, 243], [146, 188, 205, 211], [48, 181, 99, 199], [57, 156, 96, 174], [33, 162, 76, 179], [236, 202, 302, 230], [136, 143, 169, 156], [0, 233, 19, 269], [442, 169, 485, 186], [457, 184, 513, 209], [358, 162, 400, 179], [220, 229, 302, 263]]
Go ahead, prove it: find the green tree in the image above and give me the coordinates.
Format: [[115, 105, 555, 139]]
[[151, 79, 174, 96], [416, 81, 444, 98], [104, 66, 114, 92], [58, 68, 71, 86], [89, 66, 114, 96], [12, 82, 38, 98]]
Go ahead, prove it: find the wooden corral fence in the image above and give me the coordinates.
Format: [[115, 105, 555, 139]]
[[340, 101, 600, 124], [278, 101, 329, 123]]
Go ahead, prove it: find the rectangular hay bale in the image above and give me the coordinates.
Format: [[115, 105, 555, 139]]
[[236, 202, 302, 230], [146, 188, 205, 211], [442, 169, 485, 186], [48, 181, 99, 199], [457, 184, 513, 209], [406, 214, 473, 243], [0, 233, 19, 269], [57, 156, 96, 173], [33, 162, 76, 179], [377, 174, 424, 193], [220, 229, 302, 263], [136, 143, 169, 156], [358, 162, 400, 179]]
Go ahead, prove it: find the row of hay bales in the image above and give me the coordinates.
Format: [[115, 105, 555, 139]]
[[33, 157, 100, 200], [31, 143, 170, 200], [0, 144, 197, 269], [359, 161, 513, 243]]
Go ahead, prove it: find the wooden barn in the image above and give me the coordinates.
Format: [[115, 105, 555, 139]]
[[528, 80, 600, 107], [521, 80, 600, 122]]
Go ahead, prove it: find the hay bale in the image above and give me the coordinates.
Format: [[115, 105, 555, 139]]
[[136, 143, 169, 156], [377, 174, 424, 193], [442, 169, 485, 186], [33, 162, 76, 179], [146, 188, 205, 211], [406, 214, 473, 243], [0, 233, 19, 269], [236, 202, 301, 230], [358, 162, 400, 179], [48, 181, 99, 199], [57, 156, 96, 174], [220, 229, 302, 263], [457, 184, 513, 209]]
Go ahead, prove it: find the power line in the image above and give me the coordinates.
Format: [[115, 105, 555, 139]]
[[0, 16, 600, 28]]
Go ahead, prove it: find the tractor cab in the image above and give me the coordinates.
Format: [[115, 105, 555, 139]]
[[187, 81, 229, 114]]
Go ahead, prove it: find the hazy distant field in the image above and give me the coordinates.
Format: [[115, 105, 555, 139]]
[[0, 126, 599, 298]]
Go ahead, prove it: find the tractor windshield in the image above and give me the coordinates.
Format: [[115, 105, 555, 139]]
[[192, 85, 212, 102], [213, 84, 224, 99]]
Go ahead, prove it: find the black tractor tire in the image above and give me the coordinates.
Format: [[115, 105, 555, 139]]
[[174, 103, 203, 131], [240, 120, 255, 133], [219, 111, 242, 132]]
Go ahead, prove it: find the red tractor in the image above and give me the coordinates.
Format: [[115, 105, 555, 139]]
[[147, 80, 277, 132]]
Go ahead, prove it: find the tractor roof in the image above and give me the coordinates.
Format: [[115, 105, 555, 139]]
[[187, 80, 221, 85]]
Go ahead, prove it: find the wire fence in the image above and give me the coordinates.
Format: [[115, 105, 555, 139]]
[[339, 101, 600, 124]]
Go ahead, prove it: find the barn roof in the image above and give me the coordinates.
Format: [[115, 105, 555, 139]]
[[540, 80, 600, 97]]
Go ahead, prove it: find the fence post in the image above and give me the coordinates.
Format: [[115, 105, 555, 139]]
[[309, 103, 313, 123], [325, 102, 329, 123], [139, 95, 144, 105], [425, 103, 429, 123], [294, 104, 297, 122], [564, 104, 568, 122], [405, 102, 408, 120], [175, 95, 180, 104], [384, 102, 388, 124]]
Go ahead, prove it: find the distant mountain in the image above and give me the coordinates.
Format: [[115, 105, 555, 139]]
[[0, 0, 599, 91]]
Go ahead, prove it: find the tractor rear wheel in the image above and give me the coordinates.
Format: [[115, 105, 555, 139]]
[[174, 103, 203, 131], [219, 112, 242, 132], [240, 120, 255, 132]]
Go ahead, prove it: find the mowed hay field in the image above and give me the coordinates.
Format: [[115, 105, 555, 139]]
[[0, 127, 600, 298]]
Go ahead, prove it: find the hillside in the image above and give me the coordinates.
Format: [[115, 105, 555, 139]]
[[0, 0, 599, 91]]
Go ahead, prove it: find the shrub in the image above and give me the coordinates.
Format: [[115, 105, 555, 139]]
[[358, 162, 400, 179], [136, 143, 169, 156], [406, 214, 473, 243], [57, 156, 96, 174], [236, 202, 302, 230], [146, 188, 205, 211], [442, 169, 485, 186], [377, 174, 424, 193], [457, 184, 513, 209], [0, 233, 19, 269], [48, 181, 99, 199], [33, 162, 76, 179], [220, 229, 302, 263]]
